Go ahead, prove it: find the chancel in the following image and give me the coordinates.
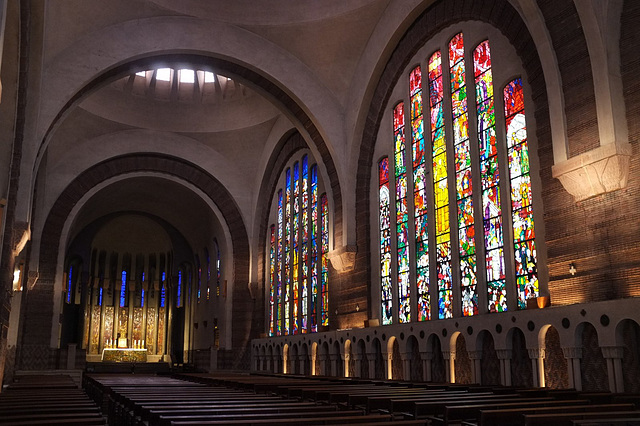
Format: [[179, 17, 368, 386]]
[[1, 0, 640, 424]]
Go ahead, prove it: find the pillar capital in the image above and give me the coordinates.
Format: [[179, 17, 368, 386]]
[[562, 346, 582, 359], [601, 346, 624, 360], [468, 350, 483, 360], [496, 349, 512, 360], [443, 350, 456, 361], [528, 348, 545, 360], [420, 351, 433, 360]]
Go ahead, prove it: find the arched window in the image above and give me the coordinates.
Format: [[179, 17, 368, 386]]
[[377, 30, 540, 322], [205, 247, 211, 300], [195, 254, 201, 303], [214, 239, 221, 298], [268, 152, 330, 336]]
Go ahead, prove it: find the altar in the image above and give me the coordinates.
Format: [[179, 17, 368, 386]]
[[101, 348, 148, 363]]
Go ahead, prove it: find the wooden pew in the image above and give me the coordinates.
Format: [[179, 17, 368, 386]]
[[523, 410, 640, 426]]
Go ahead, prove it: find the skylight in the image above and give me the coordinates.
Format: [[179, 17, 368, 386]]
[[156, 68, 171, 82], [204, 71, 215, 83], [136, 71, 146, 77], [179, 69, 195, 84]]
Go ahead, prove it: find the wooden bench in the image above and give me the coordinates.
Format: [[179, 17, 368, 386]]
[[523, 410, 640, 426], [475, 402, 632, 426]]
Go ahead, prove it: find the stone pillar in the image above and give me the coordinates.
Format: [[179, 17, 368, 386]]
[[601, 346, 624, 393], [311, 352, 317, 376], [385, 352, 393, 380], [400, 352, 411, 382], [528, 348, 545, 388], [273, 354, 280, 374], [343, 352, 349, 378], [329, 354, 339, 377], [367, 352, 376, 379], [496, 349, 512, 386], [299, 355, 306, 376], [66, 344, 77, 370], [420, 351, 433, 382], [352, 354, 361, 378], [468, 350, 483, 384], [317, 354, 327, 376], [443, 351, 456, 383], [210, 347, 218, 372], [562, 347, 583, 391]]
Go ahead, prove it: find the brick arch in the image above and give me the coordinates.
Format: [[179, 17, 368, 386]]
[[41, 53, 343, 248], [355, 0, 550, 319], [25, 153, 252, 369]]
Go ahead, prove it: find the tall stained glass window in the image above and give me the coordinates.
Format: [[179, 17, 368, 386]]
[[411, 67, 431, 321], [429, 50, 453, 319], [269, 225, 276, 336], [284, 169, 291, 334], [120, 270, 127, 307], [310, 165, 319, 332], [377, 30, 541, 324], [216, 240, 221, 297], [267, 154, 329, 335], [66, 265, 74, 304], [379, 157, 392, 325], [205, 248, 211, 300], [504, 78, 538, 308], [474, 40, 507, 312], [320, 193, 329, 326], [292, 162, 300, 334], [196, 255, 201, 303], [394, 103, 411, 323], [301, 156, 309, 333], [450, 33, 478, 316], [177, 269, 182, 307], [276, 190, 283, 336]]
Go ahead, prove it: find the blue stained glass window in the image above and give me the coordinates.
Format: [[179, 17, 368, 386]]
[[177, 270, 182, 307], [120, 271, 127, 307], [67, 266, 73, 304]]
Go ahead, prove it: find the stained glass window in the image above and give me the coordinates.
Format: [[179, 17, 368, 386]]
[[215, 240, 221, 297], [474, 40, 507, 313], [429, 50, 453, 319], [301, 156, 309, 333], [98, 287, 103, 306], [311, 165, 319, 332], [177, 269, 182, 307], [393, 103, 411, 323], [292, 162, 300, 334], [277, 189, 283, 336], [120, 270, 127, 307], [205, 248, 210, 300], [196, 255, 201, 303], [284, 168, 291, 334], [450, 33, 478, 317], [160, 271, 166, 308], [379, 157, 392, 325], [320, 193, 329, 326], [269, 225, 276, 336], [267, 155, 328, 335], [411, 66, 430, 321], [66, 265, 73, 304], [504, 77, 538, 309]]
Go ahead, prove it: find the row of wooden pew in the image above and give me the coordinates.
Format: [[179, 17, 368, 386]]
[[172, 373, 640, 426], [84, 373, 425, 425], [0, 374, 105, 425]]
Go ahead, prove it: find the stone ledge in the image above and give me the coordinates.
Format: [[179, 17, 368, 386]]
[[552, 142, 633, 202], [328, 245, 357, 273]]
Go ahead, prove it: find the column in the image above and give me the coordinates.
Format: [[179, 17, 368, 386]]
[[468, 350, 483, 384], [352, 354, 361, 378], [299, 354, 306, 376], [385, 352, 393, 380], [443, 351, 456, 383], [496, 349, 512, 386], [317, 354, 327, 376], [420, 351, 433, 382], [528, 348, 545, 388], [343, 352, 350, 377], [273, 354, 280, 374], [601, 346, 624, 393], [329, 354, 339, 377], [311, 352, 317, 376], [400, 352, 411, 382], [562, 347, 583, 391], [367, 352, 376, 379]]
